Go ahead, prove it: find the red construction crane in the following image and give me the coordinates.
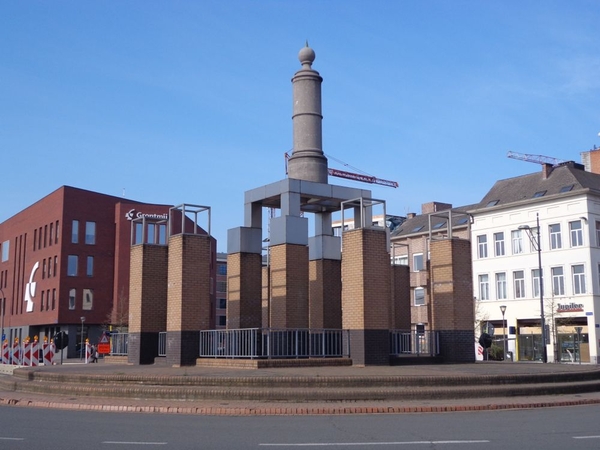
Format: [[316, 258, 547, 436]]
[[284, 152, 398, 188], [507, 151, 566, 166]]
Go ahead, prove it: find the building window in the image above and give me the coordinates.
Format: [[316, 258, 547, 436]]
[[48, 257, 52, 278], [218, 264, 227, 275], [82, 289, 93, 310], [478, 274, 489, 300], [218, 315, 227, 327], [596, 221, 600, 247], [495, 272, 507, 300], [494, 232, 505, 256], [41, 290, 45, 311], [512, 230, 523, 254], [569, 220, 583, 247], [572, 264, 586, 294], [86, 256, 94, 277], [392, 255, 408, 266], [69, 289, 76, 310], [216, 281, 227, 293], [55, 220, 60, 244], [44, 224, 48, 247], [414, 288, 425, 306], [71, 220, 79, 244], [218, 298, 227, 309], [1, 240, 9, 262], [52, 289, 56, 310], [134, 223, 143, 245], [49, 223, 53, 246], [513, 270, 525, 298], [85, 222, 96, 245], [147, 223, 156, 244], [532, 269, 540, 298], [54, 256, 58, 276], [549, 224, 562, 249], [158, 224, 167, 245], [413, 253, 424, 271], [477, 235, 488, 258], [67, 255, 78, 276], [42, 259, 47, 279], [33, 229, 37, 251], [551, 266, 565, 296]]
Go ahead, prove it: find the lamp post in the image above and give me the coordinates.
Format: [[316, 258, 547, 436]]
[[80, 316, 85, 360], [500, 305, 507, 361], [519, 213, 547, 363]]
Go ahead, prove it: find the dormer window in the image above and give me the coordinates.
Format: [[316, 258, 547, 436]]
[[533, 191, 546, 198], [559, 184, 574, 193]]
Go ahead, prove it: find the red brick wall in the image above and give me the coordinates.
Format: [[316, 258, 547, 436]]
[[269, 244, 309, 328], [226, 252, 262, 329], [309, 259, 342, 329]]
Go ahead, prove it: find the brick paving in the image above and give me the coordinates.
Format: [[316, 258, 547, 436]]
[[1, 360, 600, 416]]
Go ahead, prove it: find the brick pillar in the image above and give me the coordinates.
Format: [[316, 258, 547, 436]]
[[128, 244, 168, 365], [269, 244, 309, 328], [391, 264, 411, 330], [309, 259, 342, 329], [342, 228, 391, 365], [226, 252, 262, 328], [166, 234, 211, 367], [430, 238, 475, 363]]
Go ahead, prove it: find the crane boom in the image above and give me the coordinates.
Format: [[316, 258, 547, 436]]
[[507, 151, 565, 166], [284, 152, 398, 188], [328, 168, 399, 188]]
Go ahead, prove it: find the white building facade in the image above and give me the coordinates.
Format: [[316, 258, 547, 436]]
[[471, 161, 600, 363]]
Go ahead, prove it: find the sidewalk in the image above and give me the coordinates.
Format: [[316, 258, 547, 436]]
[[1, 360, 600, 416]]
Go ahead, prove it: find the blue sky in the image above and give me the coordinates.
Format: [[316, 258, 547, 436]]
[[2, 1, 599, 251]]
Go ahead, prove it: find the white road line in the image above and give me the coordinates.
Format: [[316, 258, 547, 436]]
[[573, 436, 600, 439], [102, 442, 167, 445], [0, 437, 25, 441], [260, 440, 490, 446]]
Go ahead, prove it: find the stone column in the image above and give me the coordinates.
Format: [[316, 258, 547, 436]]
[[342, 228, 392, 365], [166, 234, 211, 367], [127, 244, 168, 365], [429, 238, 475, 363]]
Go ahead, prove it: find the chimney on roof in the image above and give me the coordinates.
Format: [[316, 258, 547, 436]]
[[542, 163, 553, 179], [407, 212, 416, 219], [421, 202, 452, 214], [581, 147, 600, 174]]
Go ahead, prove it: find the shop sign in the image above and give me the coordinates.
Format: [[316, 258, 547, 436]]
[[125, 209, 168, 221], [557, 302, 584, 313]]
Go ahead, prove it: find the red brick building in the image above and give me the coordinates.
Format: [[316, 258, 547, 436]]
[[0, 186, 217, 357]]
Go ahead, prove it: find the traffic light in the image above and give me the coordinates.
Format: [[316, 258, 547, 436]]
[[53, 331, 69, 350]]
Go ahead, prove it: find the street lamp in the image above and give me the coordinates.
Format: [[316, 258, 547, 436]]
[[500, 305, 507, 361], [80, 316, 85, 360], [519, 212, 548, 363]]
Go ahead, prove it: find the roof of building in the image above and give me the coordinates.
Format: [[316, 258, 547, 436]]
[[390, 204, 476, 239], [470, 162, 600, 213]]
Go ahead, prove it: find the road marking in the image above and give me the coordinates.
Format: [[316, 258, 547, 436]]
[[573, 436, 600, 439], [0, 437, 25, 441], [102, 442, 167, 445], [260, 440, 490, 446]]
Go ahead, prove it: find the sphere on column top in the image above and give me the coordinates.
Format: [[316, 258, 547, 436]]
[[298, 44, 315, 66]]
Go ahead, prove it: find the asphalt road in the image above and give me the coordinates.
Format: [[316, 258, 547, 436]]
[[2, 404, 600, 449]]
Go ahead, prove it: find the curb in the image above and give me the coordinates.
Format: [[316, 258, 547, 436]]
[[2, 395, 600, 416]]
